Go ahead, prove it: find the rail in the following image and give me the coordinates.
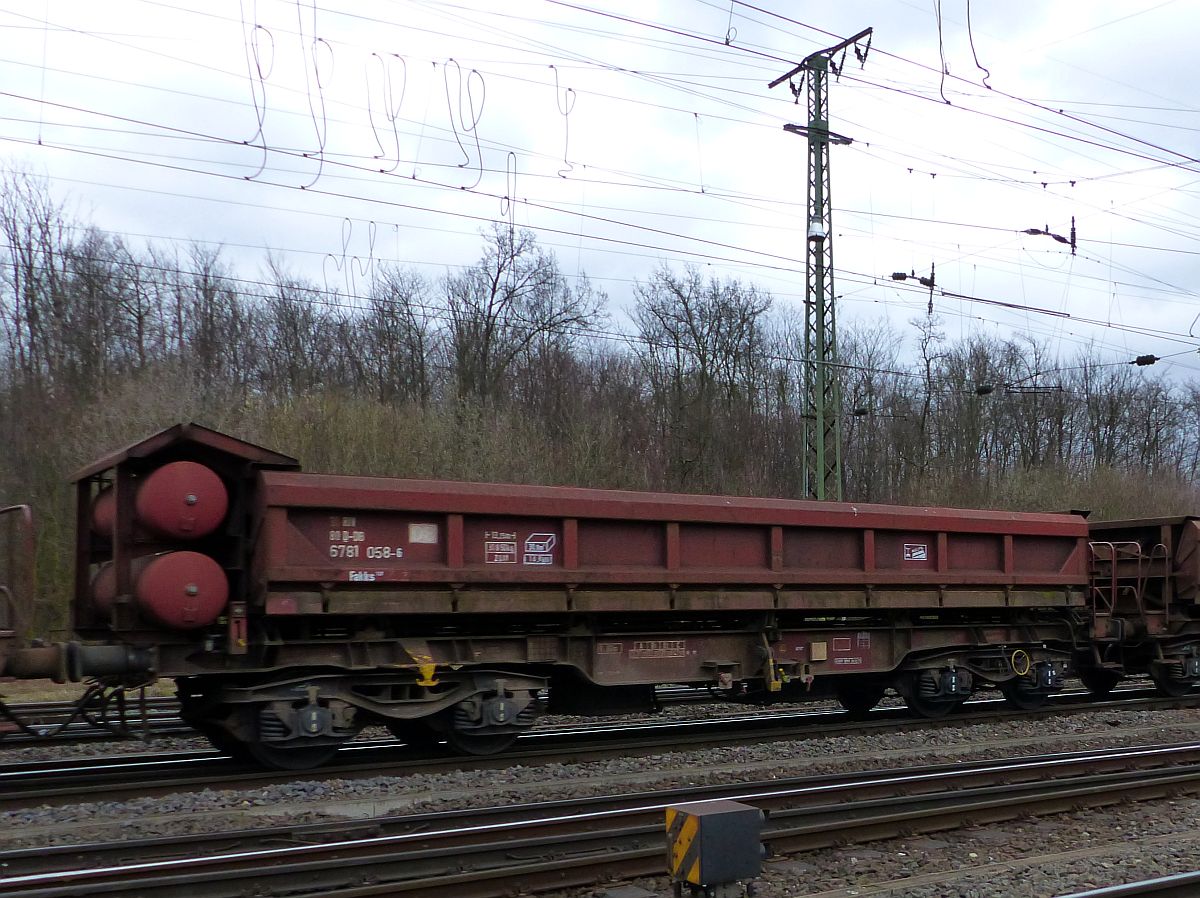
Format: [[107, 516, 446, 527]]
[[1059, 871, 1200, 897]]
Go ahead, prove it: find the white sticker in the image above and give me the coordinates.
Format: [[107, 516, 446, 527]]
[[523, 532, 557, 565], [903, 543, 929, 561], [409, 523, 439, 544], [485, 541, 517, 563]]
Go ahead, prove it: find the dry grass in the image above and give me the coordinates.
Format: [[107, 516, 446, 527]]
[[0, 677, 175, 703], [0, 678, 84, 702]]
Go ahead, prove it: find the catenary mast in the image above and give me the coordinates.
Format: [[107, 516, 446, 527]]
[[770, 28, 872, 501]]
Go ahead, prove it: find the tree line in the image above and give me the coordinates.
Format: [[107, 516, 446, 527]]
[[0, 171, 1196, 627]]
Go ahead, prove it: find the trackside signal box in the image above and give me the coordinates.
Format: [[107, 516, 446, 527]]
[[666, 799, 764, 897]]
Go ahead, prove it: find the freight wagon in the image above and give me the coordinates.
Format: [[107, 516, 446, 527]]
[[0, 424, 1196, 769]]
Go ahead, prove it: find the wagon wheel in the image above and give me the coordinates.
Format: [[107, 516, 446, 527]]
[[901, 672, 963, 719], [1000, 678, 1048, 711], [903, 691, 959, 719], [834, 681, 886, 718], [1150, 664, 1194, 698], [245, 740, 344, 770], [445, 730, 519, 756], [1078, 667, 1121, 697]]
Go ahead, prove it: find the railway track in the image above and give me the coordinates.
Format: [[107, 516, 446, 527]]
[[0, 679, 1182, 749], [0, 684, 715, 748], [0, 688, 1195, 812], [4, 741, 1200, 897]]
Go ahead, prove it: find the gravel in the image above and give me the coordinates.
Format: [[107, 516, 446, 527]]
[[4, 702, 1200, 898]]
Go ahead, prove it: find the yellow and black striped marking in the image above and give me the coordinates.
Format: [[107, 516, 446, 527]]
[[665, 806, 702, 885]]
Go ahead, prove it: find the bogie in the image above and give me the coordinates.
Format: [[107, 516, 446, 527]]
[[899, 668, 973, 719], [1150, 661, 1196, 698]]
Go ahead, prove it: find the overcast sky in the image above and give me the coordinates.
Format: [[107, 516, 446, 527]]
[[1, 1, 1198, 379]]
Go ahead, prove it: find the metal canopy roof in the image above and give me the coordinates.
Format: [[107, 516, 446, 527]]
[[70, 422, 299, 482]]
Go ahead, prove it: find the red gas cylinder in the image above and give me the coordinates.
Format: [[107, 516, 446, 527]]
[[91, 551, 228, 629], [91, 563, 118, 616], [91, 461, 228, 540], [91, 489, 116, 537]]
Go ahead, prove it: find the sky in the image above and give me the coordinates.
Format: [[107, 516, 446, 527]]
[[1, 0, 1199, 380]]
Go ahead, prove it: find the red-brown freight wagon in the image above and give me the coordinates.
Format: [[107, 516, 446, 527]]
[[0, 424, 1104, 768], [1083, 516, 1200, 695]]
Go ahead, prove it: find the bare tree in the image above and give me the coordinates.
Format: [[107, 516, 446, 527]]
[[633, 265, 772, 490], [444, 224, 605, 405], [257, 258, 339, 399], [1075, 349, 1141, 470], [0, 169, 71, 393], [357, 266, 436, 406], [168, 245, 257, 395], [907, 313, 947, 486], [839, 320, 917, 502]]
